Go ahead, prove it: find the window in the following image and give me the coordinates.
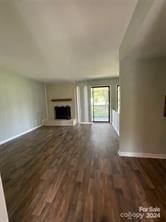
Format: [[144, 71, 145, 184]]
[[117, 85, 120, 113]]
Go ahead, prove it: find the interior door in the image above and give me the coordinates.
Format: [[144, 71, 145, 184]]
[[91, 86, 110, 122]]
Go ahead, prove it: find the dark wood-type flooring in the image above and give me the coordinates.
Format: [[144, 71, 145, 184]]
[[0, 124, 166, 222]]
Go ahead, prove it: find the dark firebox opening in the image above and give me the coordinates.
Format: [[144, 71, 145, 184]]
[[54, 106, 71, 120]]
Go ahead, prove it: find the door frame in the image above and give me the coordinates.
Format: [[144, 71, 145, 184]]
[[91, 85, 110, 123]]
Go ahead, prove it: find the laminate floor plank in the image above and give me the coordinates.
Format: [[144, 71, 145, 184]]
[[0, 124, 165, 222]]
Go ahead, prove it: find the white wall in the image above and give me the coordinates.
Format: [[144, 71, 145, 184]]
[[0, 175, 8, 222], [0, 71, 46, 144], [46, 82, 76, 119], [112, 109, 119, 135], [120, 57, 166, 156], [76, 83, 90, 123], [77, 78, 119, 122]]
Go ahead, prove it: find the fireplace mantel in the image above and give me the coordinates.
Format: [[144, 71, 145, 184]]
[[51, 98, 72, 102]]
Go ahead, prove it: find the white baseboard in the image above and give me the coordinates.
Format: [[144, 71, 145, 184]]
[[118, 151, 166, 159], [0, 125, 42, 146], [80, 122, 92, 124]]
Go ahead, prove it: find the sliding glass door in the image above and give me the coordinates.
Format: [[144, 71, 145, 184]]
[[91, 86, 110, 122]]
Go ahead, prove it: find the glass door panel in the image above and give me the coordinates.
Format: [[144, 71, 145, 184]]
[[91, 86, 110, 122]]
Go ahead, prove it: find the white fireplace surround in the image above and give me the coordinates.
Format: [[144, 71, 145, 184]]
[[44, 102, 77, 126], [45, 83, 77, 126], [44, 118, 77, 126]]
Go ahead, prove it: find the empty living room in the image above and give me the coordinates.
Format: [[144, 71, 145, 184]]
[[0, 0, 166, 221]]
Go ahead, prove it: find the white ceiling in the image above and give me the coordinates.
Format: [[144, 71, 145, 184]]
[[0, 0, 137, 82]]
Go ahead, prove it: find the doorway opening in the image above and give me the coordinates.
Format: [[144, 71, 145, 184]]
[[91, 86, 110, 122]]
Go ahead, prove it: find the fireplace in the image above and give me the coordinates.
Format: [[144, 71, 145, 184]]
[[54, 106, 71, 120]]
